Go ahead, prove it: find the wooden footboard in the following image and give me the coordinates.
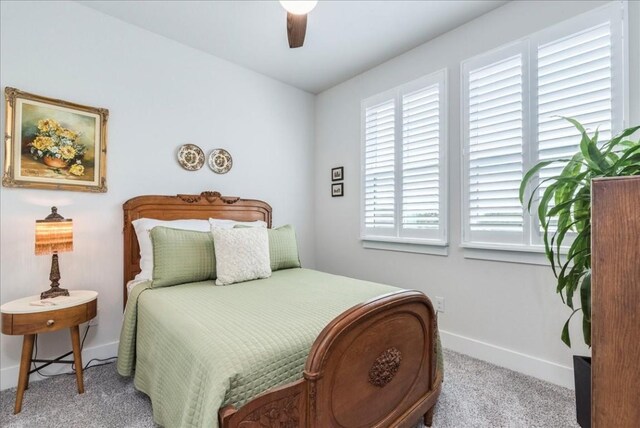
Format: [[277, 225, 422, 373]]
[[220, 290, 442, 428]]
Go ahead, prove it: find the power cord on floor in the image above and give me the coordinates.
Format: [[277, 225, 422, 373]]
[[31, 324, 117, 378]]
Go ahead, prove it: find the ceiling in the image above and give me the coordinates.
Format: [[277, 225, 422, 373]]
[[79, 1, 507, 94]]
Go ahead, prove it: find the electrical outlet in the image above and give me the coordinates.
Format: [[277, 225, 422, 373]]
[[435, 297, 445, 313], [89, 310, 99, 326]]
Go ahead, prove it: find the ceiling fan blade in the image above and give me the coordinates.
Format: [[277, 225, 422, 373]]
[[287, 12, 307, 48]]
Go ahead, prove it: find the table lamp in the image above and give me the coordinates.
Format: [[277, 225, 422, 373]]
[[35, 207, 73, 299]]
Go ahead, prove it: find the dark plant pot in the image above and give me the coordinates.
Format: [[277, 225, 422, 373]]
[[573, 355, 591, 428]]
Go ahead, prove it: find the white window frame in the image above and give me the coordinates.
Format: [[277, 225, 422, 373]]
[[460, 1, 628, 263], [361, 69, 448, 256]]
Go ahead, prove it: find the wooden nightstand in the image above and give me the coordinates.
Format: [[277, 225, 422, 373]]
[[1, 290, 97, 414]]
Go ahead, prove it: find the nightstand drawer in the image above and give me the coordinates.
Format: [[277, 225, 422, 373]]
[[3, 300, 97, 335]]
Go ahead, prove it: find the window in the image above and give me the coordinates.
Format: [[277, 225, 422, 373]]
[[361, 70, 447, 253], [462, 3, 625, 253]]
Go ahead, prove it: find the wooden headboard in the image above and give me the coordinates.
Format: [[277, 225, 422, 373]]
[[122, 191, 272, 307]]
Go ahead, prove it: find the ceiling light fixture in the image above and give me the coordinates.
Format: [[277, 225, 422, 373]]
[[279, 1, 318, 48], [280, 1, 318, 15]]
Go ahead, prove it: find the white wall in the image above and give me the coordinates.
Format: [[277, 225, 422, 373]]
[[314, 0, 640, 389], [0, 1, 315, 389]]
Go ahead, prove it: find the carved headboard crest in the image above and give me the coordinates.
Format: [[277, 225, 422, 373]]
[[177, 191, 241, 204]]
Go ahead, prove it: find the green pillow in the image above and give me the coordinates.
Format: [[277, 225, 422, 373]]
[[268, 225, 301, 271], [150, 226, 216, 288], [234, 224, 301, 271]]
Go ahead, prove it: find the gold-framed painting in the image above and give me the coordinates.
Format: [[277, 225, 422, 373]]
[[3, 87, 108, 192]]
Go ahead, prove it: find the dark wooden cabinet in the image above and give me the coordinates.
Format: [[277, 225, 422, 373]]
[[592, 176, 640, 427]]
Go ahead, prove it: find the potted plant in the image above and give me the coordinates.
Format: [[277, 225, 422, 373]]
[[519, 118, 639, 428]]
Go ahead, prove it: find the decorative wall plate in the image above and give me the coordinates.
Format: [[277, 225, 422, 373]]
[[208, 149, 233, 174], [177, 144, 205, 171]]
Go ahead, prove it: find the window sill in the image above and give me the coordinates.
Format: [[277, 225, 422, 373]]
[[362, 238, 448, 256], [461, 243, 561, 266]]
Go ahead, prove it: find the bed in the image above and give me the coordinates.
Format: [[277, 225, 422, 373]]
[[118, 191, 442, 428]]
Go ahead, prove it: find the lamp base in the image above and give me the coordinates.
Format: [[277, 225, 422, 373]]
[[41, 286, 69, 300], [41, 252, 70, 299]]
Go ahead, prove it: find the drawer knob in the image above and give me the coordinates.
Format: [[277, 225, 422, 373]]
[[46, 319, 55, 326]]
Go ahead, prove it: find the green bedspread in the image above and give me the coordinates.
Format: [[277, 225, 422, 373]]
[[117, 268, 441, 428]]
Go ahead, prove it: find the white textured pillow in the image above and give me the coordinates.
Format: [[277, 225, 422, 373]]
[[209, 218, 267, 230], [132, 218, 211, 280], [212, 228, 271, 285]]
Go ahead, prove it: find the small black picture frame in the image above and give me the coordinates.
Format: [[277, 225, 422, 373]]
[[331, 166, 344, 181], [332, 182, 344, 197]]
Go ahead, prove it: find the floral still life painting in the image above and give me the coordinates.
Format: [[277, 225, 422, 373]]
[[3, 87, 108, 192]]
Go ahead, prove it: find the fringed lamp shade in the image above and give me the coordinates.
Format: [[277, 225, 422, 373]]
[[35, 219, 73, 255], [35, 207, 73, 299]]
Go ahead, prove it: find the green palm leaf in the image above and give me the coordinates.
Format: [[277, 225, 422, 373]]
[[521, 118, 639, 348]]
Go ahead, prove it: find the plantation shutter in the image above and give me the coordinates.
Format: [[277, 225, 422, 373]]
[[363, 99, 396, 233], [536, 23, 613, 217], [362, 70, 447, 248], [465, 52, 525, 244], [401, 84, 441, 233]]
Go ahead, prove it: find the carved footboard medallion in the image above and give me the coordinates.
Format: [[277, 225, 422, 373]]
[[369, 347, 402, 387]]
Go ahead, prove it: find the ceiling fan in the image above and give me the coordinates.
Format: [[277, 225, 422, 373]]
[[279, 1, 318, 48]]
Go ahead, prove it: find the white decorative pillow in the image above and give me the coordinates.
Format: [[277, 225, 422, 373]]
[[132, 218, 211, 280], [209, 218, 267, 230], [212, 228, 271, 285]]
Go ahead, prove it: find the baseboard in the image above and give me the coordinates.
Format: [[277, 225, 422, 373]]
[[0, 340, 119, 391], [439, 329, 575, 390]]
